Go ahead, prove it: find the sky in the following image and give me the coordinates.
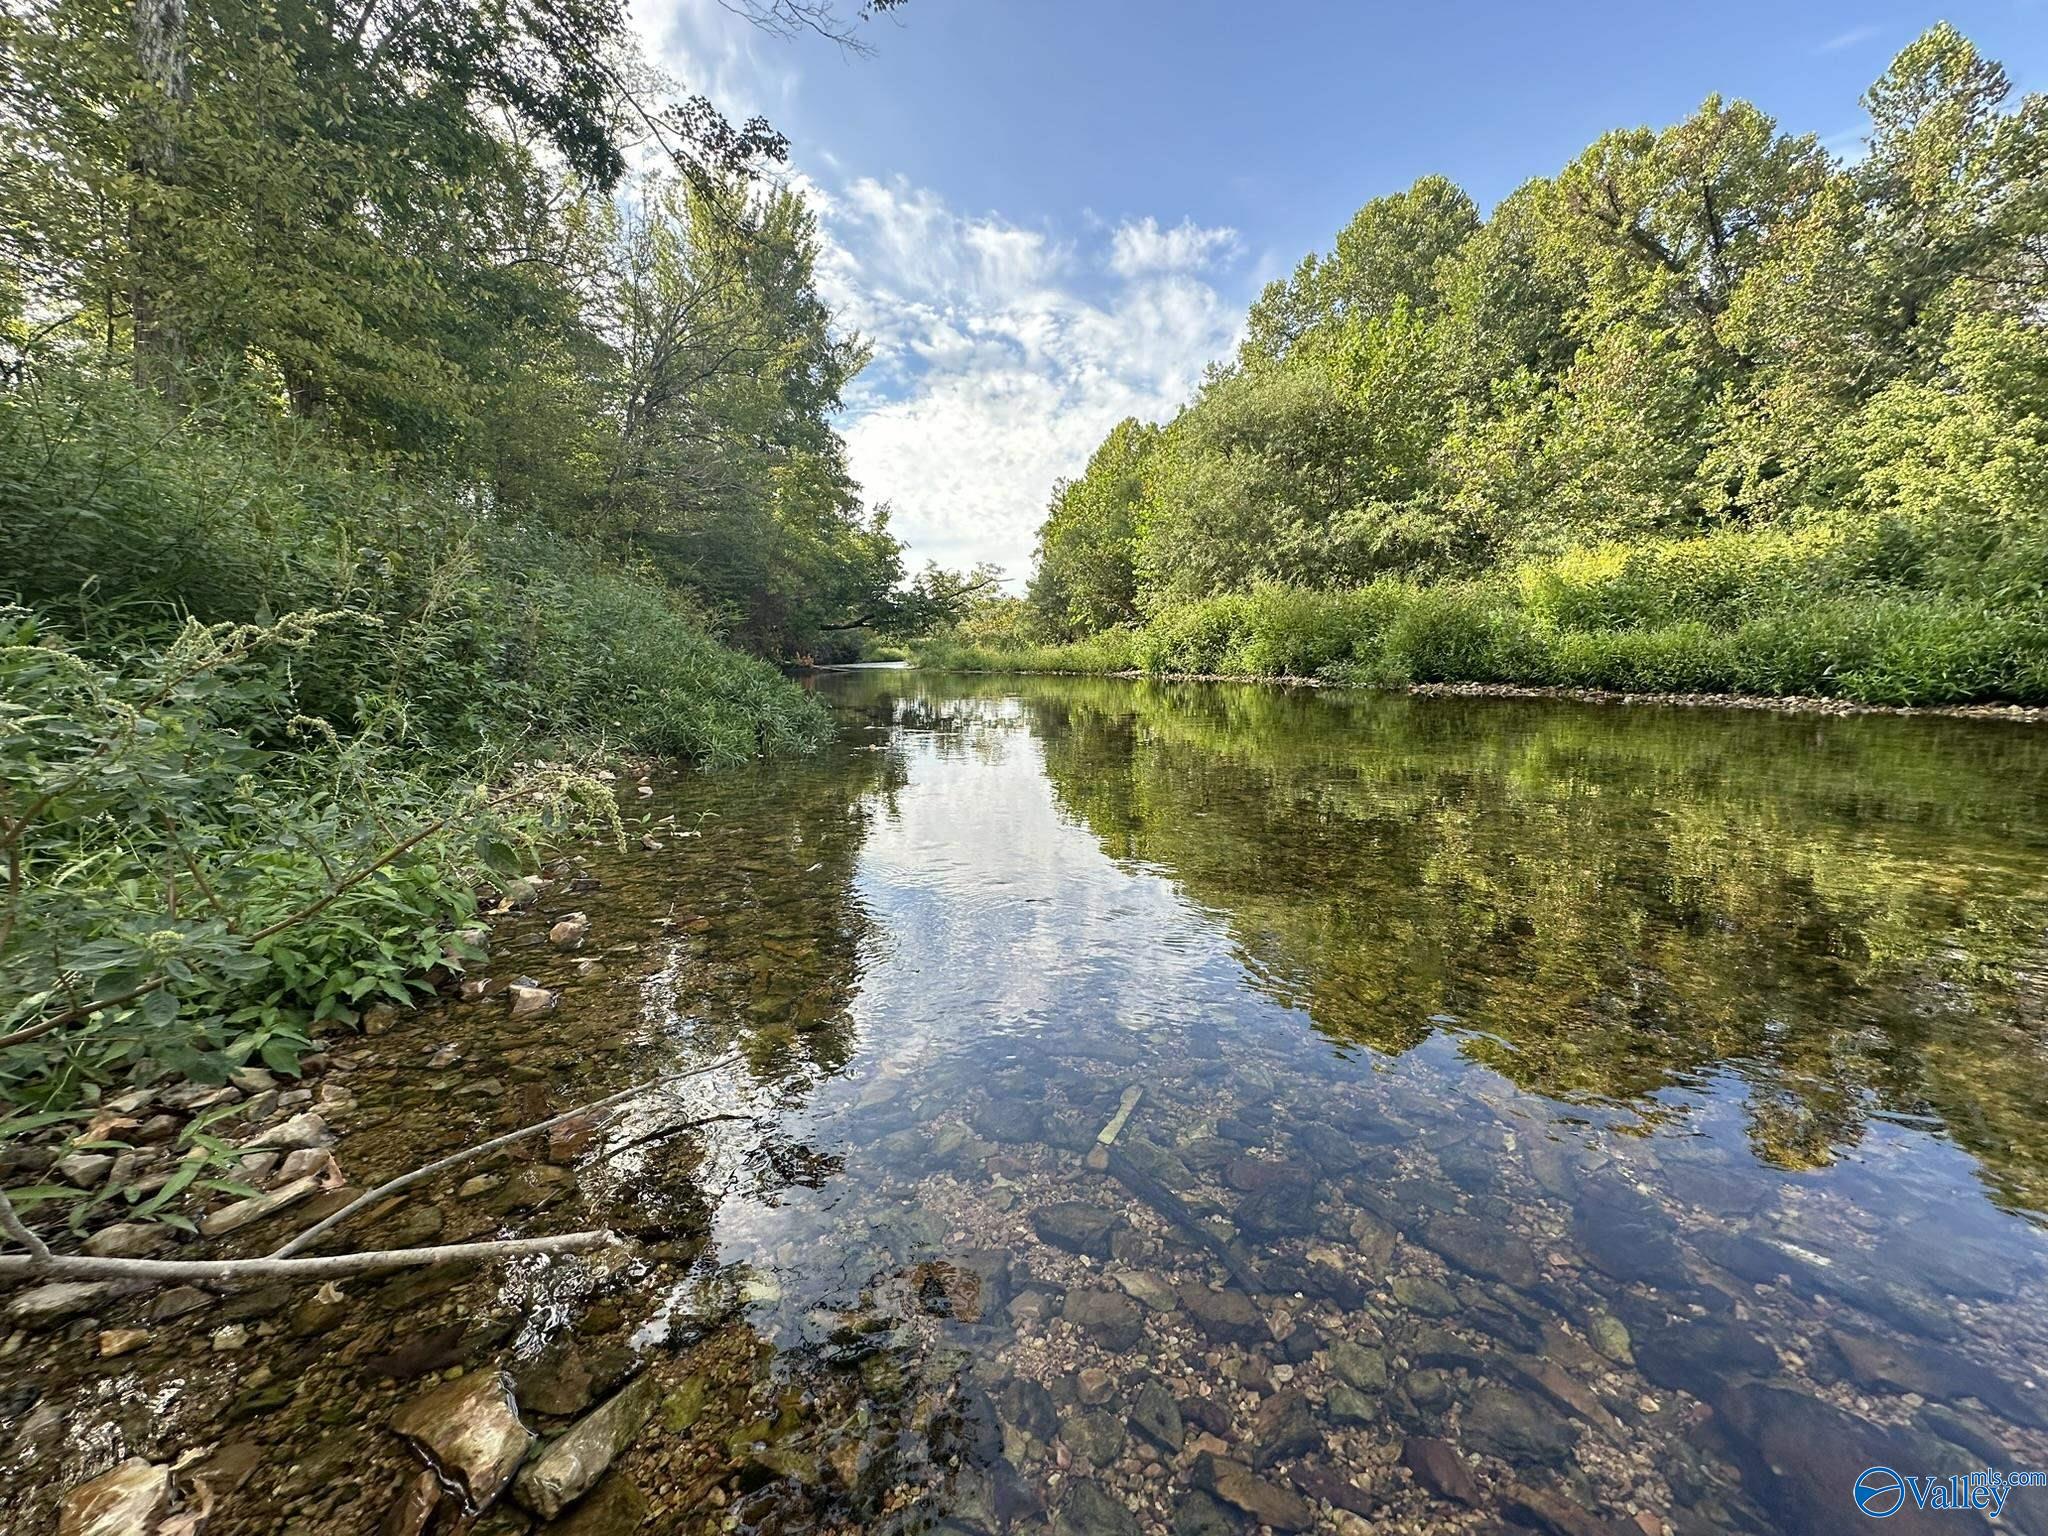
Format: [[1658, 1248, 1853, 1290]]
[[631, 0, 2047, 582]]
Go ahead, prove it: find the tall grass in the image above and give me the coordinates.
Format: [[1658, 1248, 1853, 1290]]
[[914, 525, 2048, 706], [0, 367, 830, 763]]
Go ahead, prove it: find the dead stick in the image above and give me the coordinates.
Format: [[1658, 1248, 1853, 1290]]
[[0, 1230, 614, 1289], [0, 1186, 50, 1262], [267, 1053, 743, 1259]]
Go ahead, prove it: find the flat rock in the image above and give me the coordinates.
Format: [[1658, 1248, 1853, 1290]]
[[1132, 1380, 1184, 1452], [1033, 1201, 1117, 1257], [1054, 1482, 1144, 1536], [1462, 1382, 1575, 1466], [1176, 1283, 1265, 1345], [390, 1369, 532, 1511], [9, 1280, 128, 1326], [1328, 1336, 1388, 1393], [1063, 1287, 1145, 1350], [57, 1458, 169, 1536], [1057, 1409, 1127, 1467], [249, 1112, 331, 1151], [201, 1174, 321, 1236], [1192, 1454, 1314, 1532], [1401, 1435, 1481, 1507], [1422, 1213, 1540, 1289], [1110, 1268, 1178, 1313], [554, 1474, 653, 1536], [81, 1222, 169, 1260], [507, 984, 558, 1017], [514, 1372, 659, 1520]]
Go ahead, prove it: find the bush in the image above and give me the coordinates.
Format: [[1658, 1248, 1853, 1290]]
[[0, 368, 830, 765]]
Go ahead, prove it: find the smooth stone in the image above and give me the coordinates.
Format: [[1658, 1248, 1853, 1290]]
[[390, 1369, 532, 1511], [1058, 1409, 1126, 1467], [1176, 1283, 1265, 1345], [1173, 1489, 1243, 1536], [1063, 1287, 1145, 1351], [1421, 1213, 1540, 1289], [1718, 1382, 1980, 1536], [57, 1458, 169, 1536], [514, 1373, 660, 1519], [1192, 1454, 1314, 1533], [1033, 1201, 1118, 1258], [1248, 1390, 1319, 1468], [1054, 1482, 1143, 1536], [1401, 1435, 1482, 1506], [1110, 1269, 1178, 1313], [1132, 1380, 1184, 1452], [1461, 1382, 1575, 1466], [1390, 1274, 1459, 1318]]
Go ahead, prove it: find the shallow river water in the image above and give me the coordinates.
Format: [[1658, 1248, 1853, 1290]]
[[10, 671, 2048, 1536]]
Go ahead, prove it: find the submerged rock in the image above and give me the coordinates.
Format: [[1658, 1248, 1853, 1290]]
[[1054, 1482, 1144, 1536], [1175, 1283, 1265, 1345], [56, 1459, 169, 1536], [1400, 1435, 1481, 1506], [1247, 1390, 1318, 1468], [1058, 1409, 1126, 1467], [390, 1369, 532, 1511], [1421, 1213, 1540, 1289], [514, 1372, 660, 1520], [1063, 1287, 1144, 1350], [1327, 1337, 1388, 1393], [507, 983, 558, 1018], [1462, 1382, 1575, 1466], [1132, 1380, 1185, 1452], [1033, 1201, 1118, 1257], [1192, 1454, 1314, 1532]]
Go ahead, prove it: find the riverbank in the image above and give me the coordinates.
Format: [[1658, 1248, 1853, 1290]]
[[911, 664, 2048, 723]]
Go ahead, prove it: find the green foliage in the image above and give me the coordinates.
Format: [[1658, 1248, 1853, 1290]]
[[0, 612, 618, 1116], [0, 365, 832, 764], [1009, 25, 2048, 704]]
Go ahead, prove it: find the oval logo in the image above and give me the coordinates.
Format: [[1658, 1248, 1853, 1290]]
[[1855, 1467, 1908, 1518]]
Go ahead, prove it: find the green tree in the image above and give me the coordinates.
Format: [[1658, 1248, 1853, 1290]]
[[1030, 419, 1159, 637]]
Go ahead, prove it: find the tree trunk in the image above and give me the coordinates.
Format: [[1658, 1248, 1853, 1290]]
[[130, 0, 189, 392]]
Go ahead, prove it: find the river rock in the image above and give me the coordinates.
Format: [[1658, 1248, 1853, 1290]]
[[1390, 1273, 1459, 1318], [97, 1328, 150, 1358], [548, 913, 590, 950], [250, 1112, 331, 1151], [56, 1458, 169, 1536], [1400, 1435, 1481, 1506], [1034, 1200, 1118, 1257], [1173, 1490, 1243, 1536], [974, 1099, 1044, 1144], [1224, 1156, 1318, 1237], [200, 1173, 321, 1236], [1631, 1318, 1777, 1401], [998, 1377, 1057, 1441], [1063, 1287, 1144, 1350], [1326, 1385, 1379, 1425], [1462, 1382, 1574, 1466], [8, 1280, 126, 1326], [1828, 1330, 2048, 1429], [554, 1474, 652, 1536], [1192, 1454, 1314, 1532], [1132, 1380, 1184, 1452], [1573, 1199, 1689, 1289], [1500, 1482, 1632, 1536], [1058, 1409, 1126, 1467], [381, 1466, 442, 1536], [1423, 1214, 1540, 1289], [1248, 1390, 1319, 1468], [390, 1369, 532, 1511], [81, 1222, 169, 1260], [1717, 1382, 1980, 1536], [1110, 1268, 1177, 1313], [1328, 1337, 1389, 1394], [507, 984, 558, 1017], [1176, 1283, 1265, 1345], [1054, 1482, 1143, 1536], [514, 1372, 659, 1519]]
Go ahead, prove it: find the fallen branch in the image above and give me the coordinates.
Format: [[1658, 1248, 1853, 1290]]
[[269, 1051, 743, 1258], [0, 1230, 616, 1287]]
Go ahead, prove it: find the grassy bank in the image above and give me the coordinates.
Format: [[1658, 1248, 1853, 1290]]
[[916, 525, 2048, 706], [0, 368, 830, 1126]]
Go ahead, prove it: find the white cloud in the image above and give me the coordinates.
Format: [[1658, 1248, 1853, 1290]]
[[813, 180, 1243, 580], [629, 3, 1247, 581], [1107, 216, 1241, 277], [1815, 24, 1881, 55]]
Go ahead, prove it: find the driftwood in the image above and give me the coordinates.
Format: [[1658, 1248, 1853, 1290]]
[[0, 1053, 745, 1290]]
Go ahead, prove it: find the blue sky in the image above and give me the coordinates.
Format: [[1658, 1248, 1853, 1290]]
[[632, 1, 2047, 579]]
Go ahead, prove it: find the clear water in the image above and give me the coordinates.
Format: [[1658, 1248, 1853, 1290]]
[[10, 671, 2048, 1536]]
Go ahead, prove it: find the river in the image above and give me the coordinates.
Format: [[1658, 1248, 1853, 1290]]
[[9, 670, 2048, 1536]]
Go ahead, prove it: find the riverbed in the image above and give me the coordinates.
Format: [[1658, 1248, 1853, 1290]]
[[8, 670, 2048, 1536]]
